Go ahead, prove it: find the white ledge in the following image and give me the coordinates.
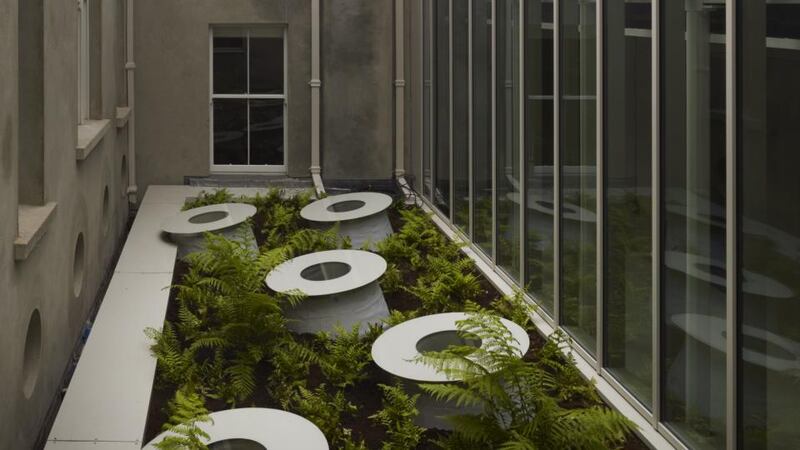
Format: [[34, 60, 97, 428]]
[[76, 119, 111, 160], [115, 107, 131, 128], [15, 202, 57, 261]]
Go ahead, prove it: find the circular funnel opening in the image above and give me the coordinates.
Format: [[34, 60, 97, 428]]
[[416, 330, 482, 354], [327, 200, 367, 213], [301, 262, 352, 281], [189, 211, 230, 224]]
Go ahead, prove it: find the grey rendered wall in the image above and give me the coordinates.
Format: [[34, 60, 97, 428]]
[[0, 0, 131, 448], [134, 0, 312, 195], [321, 0, 395, 181]]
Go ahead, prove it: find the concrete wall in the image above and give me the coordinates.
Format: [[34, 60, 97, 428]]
[[321, 0, 395, 180], [134, 0, 312, 195], [0, 0, 131, 448]]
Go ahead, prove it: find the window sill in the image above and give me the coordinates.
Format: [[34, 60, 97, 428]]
[[115, 106, 131, 128], [15, 202, 57, 261], [76, 119, 111, 160]]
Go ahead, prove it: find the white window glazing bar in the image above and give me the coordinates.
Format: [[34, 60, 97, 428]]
[[491, 0, 498, 265], [651, 0, 662, 429], [553, 0, 561, 325], [596, 0, 605, 371], [518, 0, 526, 284], [725, 0, 737, 448], [469, 0, 475, 239]]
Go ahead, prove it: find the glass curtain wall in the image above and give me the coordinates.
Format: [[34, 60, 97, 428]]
[[661, 1, 727, 448], [524, 0, 555, 314], [434, 0, 451, 215], [453, 0, 471, 232], [738, 2, 800, 448], [496, 0, 522, 279], [473, 0, 494, 254], [559, 0, 597, 354], [603, 0, 653, 407]]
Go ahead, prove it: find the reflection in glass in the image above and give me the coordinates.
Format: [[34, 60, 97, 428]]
[[434, 0, 451, 215], [559, 0, 597, 353], [250, 99, 284, 165], [453, 0, 470, 233], [524, 0, 555, 313], [661, 1, 727, 448], [423, 1, 433, 198], [213, 99, 248, 165], [603, 0, 652, 407], [213, 31, 247, 94], [739, 2, 800, 448], [496, 0, 521, 280], [473, 0, 493, 254], [249, 33, 284, 95]]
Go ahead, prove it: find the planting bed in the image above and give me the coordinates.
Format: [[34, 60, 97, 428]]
[[144, 189, 648, 450]]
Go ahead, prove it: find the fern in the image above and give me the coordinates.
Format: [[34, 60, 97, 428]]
[[287, 385, 362, 448], [417, 307, 636, 449], [183, 189, 236, 211], [154, 386, 212, 450], [370, 383, 426, 450]]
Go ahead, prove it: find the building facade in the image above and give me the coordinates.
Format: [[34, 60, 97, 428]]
[[1, 0, 132, 448], [2, 0, 799, 449]]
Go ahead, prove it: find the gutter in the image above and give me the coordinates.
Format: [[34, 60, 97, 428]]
[[125, 0, 137, 203], [310, 0, 325, 197], [394, 1, 415, 205]]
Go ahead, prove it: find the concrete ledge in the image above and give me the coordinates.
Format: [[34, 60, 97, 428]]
[[14, 202, 57, 261], [115, 107, 131, 128], [76, 119, 111, 160]]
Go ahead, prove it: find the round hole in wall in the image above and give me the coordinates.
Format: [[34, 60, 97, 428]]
[[73, 233, 86, 298], [22, 309, 42, 399], [326, 200, 366, 213], [416, 330, 482, 354], [102, 185, 110, 232], [300, 262, 352, 281], [188, 210, 230, 224], [208, 439, 267, 450]]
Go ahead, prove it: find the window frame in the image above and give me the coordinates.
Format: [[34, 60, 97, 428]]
[[209, 26, 288, 173], [78, 0, 90, 124]]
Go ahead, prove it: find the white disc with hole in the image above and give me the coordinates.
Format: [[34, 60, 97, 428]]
[[266, 250, 389, 334], [142, 408, 328, 450], [300, 193, 394, 249], [161, 203, 258, 259]]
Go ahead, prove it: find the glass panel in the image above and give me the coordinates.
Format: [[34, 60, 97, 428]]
[[661, 1, 727, 448], [603, 0, 652, 407], [497, 0, 521, 279], [434, 0, 451, 215], [250, 99, 284, 165], [423, 1, 433, 198], [213, 28, 247, 94], [524, 0, 555, 314], [452, 0, 470, 233], [559, 0, 597, 353], [738, 2, 800, 449], [213, 99, 248, 165], [249, 34, 284, 94], [472, 0, 493, 254]]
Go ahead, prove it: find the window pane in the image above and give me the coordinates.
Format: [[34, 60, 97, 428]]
[[604, 0, 652, 408], [249, 35, 283, 94], [524, 0, 555, 314], [452, 0, 469, 233], [473, 0, 493, 254], [249, 99, 284, 166], [739, 2, 800, 449], [213, 29, 246, 94], [423, 1, 433, 198], [560, 0, 597, 353], [661, 1, 727, 448], [434, 0, 451, 215], [213, 99, 248, 165], [497, 0, 521, 280]]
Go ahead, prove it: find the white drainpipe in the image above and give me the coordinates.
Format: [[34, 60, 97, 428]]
[[310, 0, 325, 197], [125, 0, 137, 203], [394, 0, 405, 179], [394, 0, 415, 203]]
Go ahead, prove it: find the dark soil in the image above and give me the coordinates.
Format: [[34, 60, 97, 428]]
[[144, 204, 650, 450]]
